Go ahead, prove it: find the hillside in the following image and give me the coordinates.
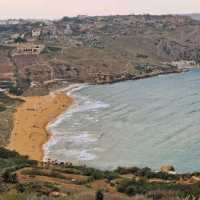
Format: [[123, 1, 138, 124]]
[[0, 15, 200, 94], [1, 15, 200, 199], [187, 13, 200, 21], [1, 147, 200, 200], [0, 93, 22, 146]]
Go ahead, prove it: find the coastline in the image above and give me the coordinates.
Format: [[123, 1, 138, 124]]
[[5, 69, 185, 163], [111, 68, 184, 84], [7, 70, 183, 161], [7, 89, 73, 161]]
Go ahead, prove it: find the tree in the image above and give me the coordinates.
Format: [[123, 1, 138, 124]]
[[96, 190, 104, 200], [2, 171, 18, 183], [14, 37, 26, 43]]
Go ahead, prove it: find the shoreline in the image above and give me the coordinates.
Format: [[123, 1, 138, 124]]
[[7, 89, 74, 161], [43, 83, 88, 162], [109, 68, 184, 84], [6, 70, 186, 162]]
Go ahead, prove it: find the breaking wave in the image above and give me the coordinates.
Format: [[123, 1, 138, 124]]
[[43, 84, 110, 163], [44, 70, 200, 172]]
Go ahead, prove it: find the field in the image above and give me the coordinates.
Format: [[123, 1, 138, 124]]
[[1, 146, 200, 199]]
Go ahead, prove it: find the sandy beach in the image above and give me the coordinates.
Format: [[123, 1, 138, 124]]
[[7, 91, 73, 161]]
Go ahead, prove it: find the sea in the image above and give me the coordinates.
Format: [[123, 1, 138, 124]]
[[44, 69, 200, 172]]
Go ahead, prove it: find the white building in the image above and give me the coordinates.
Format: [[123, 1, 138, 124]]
[[32, 29, 41, 37], [171, 60, 200, 69]]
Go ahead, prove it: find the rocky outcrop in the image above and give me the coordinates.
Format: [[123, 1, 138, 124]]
[[160, 165, 176, 174]]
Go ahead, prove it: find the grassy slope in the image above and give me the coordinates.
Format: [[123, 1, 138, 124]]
[[0, 93, 23, 146], [1, 147, 200, 199]]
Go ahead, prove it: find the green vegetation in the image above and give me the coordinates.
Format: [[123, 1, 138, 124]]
[[14, 37, 27, 43], [8, 85, 23, 96], [96, 190, 104, 200], [0, 93, 22, 146], [1, 147, 200, 199], [58, 165, 119, 181], [0, 148, 37, 173], [117, 179, 146, 195], [0, 191, 66, 200], [42, 46, 62, 58], [117, 178, 200, 198], [8, 79, 31, 96], [115, 167, 178, 180], [21, 168, 67, 180], [1, 14, 200, 199], [0, 105, 6, 112], [9, 65, 31, 96]]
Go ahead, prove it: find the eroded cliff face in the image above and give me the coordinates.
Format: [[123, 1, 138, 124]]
[[156, 26, 200, 62], [0, 15, 200, 93]]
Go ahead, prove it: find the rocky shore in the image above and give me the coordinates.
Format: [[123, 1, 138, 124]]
[[93, 68, 183, 84]]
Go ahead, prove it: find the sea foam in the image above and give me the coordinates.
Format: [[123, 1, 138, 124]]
[[43, 83, 110, 163]]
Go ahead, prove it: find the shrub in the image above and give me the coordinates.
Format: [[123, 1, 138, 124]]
[[0, 148, 38, 175], [2, 170, 18, 183], [14, 37, 26, 43], [117, 179, 147, 196], [90, 170, 105, 180], [115, 166, 178, 180], [42, 46, 62, 56], [104, 171, 119, 182], [126, 185, 145, 196], [8, 85, 23, 96], [96, 190, 104, 200], [0, 105, 6, 112], [117, 179, 133, 193], [136, 54, 148, 59], [0, 148, 19, 159], [0, 191, 27, 200], [16, 184, 26, 193]]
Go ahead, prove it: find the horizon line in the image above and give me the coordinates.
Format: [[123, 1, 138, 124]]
[[0, 12, 199, 21]]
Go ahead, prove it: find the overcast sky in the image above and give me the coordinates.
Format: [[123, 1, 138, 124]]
[[0, 0, 200, 19]]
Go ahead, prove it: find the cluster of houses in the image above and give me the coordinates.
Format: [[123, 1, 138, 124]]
[[0, 15, 197, 57], [170, 60, 200, 69], [92, 72, 133, 84]]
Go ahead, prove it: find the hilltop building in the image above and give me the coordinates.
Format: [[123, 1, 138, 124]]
[[32, 28, 41, 37]]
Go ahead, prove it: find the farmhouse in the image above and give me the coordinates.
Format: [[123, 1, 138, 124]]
[[15, 43, 45, 55]]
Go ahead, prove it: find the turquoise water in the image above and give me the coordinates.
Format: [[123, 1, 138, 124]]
[[45, 70, 200, 172]]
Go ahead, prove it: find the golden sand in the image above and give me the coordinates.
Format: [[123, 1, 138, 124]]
[[7, 91, 73, 161]]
